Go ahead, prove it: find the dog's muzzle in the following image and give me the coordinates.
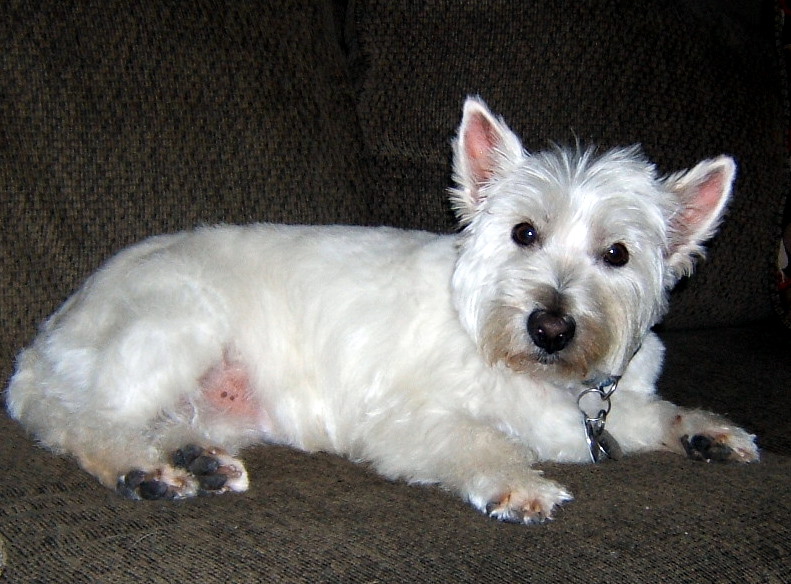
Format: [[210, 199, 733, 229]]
[[527, 309, 576, 354]]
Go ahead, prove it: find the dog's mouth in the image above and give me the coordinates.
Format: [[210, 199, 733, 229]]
[[503, 333, 609, 383], [504, 348, 580, 380], [533, 350, 562, 367]]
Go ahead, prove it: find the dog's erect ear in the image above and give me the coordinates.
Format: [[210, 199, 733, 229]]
[[664, 155, 736, 281], [451, 96, 525, 225]]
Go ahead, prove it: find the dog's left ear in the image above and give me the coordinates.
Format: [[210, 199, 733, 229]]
[[664, 155, 736, 280], [451, 96, 524, 225]]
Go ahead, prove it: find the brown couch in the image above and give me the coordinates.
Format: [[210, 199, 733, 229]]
[[2, 1, 789, 581]]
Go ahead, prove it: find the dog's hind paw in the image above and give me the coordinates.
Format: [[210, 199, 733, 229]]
[[484, 480, 573, 525], [116, 445, 249, 500], [172, 445, 250, 494], [117, 466, 199, 500]]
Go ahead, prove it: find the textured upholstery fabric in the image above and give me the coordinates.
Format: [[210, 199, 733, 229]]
[[1, 440, 789, 582], [1, 1, 789, 582]]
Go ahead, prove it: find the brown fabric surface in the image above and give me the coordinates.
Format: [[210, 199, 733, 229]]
[[347, 0, 786, 329]]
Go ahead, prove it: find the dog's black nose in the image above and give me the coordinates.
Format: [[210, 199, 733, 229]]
[[527, 310, 576, 354]]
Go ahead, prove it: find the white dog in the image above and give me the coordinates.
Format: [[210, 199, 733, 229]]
[[7, 97, 758, 523]]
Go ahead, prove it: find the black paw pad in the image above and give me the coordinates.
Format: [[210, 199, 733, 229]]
[[189, 455, 221, 476], [116, 470, 176, 501], [197, 473, 228, 491], [172, 444, 229, 494], [138, 479, 173, 500], [681, 434, 734, 463], [172, 444, 205, 469]]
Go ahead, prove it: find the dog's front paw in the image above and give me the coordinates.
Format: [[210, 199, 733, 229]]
[[681, 431, 759, 464], [668, 410, 759, 464], [117, 445, 249, 500], [484, 479, 573, 525]]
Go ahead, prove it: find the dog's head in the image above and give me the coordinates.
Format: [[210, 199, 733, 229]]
[[450, 96, 735, 383]]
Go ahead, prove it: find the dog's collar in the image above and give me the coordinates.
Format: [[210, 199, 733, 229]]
[[582, 373, 620, 391], [575, 337, 647, 462], [577, 376, 623, 463]]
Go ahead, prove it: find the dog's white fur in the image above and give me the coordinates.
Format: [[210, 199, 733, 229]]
[[6, 97, 758, 523]]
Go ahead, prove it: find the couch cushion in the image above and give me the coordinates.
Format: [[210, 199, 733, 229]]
[[347, 0, 787, 329], [0, 435, 788, 582]]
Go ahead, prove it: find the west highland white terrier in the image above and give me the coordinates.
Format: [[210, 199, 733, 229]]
[[7, 97, 758, 523]]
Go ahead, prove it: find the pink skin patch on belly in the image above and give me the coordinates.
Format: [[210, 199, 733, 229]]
[[201, 360, 260, 420]]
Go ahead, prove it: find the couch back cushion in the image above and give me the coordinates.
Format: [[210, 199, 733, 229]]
[[0, 1, 367, 384], [347, 0, 786, 329]]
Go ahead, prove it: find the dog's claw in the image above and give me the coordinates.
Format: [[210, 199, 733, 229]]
[[486, 502, 548, 525], [483, 482, 571, 525]]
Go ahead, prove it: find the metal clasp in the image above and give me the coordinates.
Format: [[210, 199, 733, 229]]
[[577, 379, 622, 463]]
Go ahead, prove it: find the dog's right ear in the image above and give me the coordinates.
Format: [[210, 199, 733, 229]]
[[451, 97, 525, 225]]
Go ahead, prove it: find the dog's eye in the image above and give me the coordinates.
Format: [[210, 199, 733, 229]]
[[603, 243, 629, 267], [512, 223, 538, 247]]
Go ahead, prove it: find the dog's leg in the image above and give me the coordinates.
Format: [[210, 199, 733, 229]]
[[666, 408, 759, 463], [437, 427, 575, 524], [63, 434, 250, 500], [605, 333, 758, 462], [17, 347, 260, 500], [114, 358, 262, 500], [606, 393, 759, 463], [364, 416, 573, 524]]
